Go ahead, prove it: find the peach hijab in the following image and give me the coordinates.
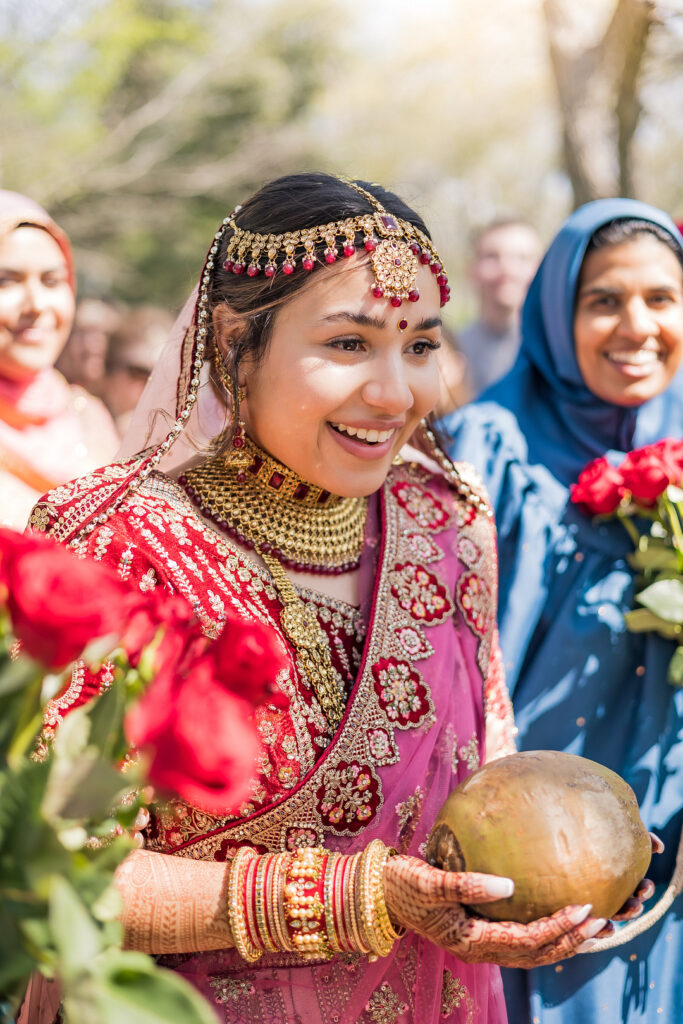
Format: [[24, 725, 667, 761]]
[[0, 190, 118, 526]]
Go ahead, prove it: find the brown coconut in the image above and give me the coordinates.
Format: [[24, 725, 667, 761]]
[[425, 750, 651, 923]]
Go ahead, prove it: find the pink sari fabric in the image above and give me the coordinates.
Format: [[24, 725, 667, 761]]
[[153, 465, 507, 1024]]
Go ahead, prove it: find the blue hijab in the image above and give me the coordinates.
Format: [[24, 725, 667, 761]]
[[441, 200, 683, 1024], [484, 198, 683, 485]]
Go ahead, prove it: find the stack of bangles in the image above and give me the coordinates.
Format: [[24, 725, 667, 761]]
[[227, 839, 405, 963]]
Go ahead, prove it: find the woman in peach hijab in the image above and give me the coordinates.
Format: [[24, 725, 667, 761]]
[[0, 190, 119, 528]]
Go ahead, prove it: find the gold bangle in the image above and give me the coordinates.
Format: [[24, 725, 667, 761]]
[[346, 851, 369, 954], [271, 852, 293, 952], [227, 847, 262, 963], [324, 852, 343, 953], [255, 854, 278, 952], [358, 840, 396, 959]]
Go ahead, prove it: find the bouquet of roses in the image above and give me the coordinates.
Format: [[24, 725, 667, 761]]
[[0, 527, 285, 1024], [570, 437, 683, 686]]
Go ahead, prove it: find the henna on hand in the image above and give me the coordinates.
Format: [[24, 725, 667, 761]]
[[383, 855, 606, 968], [115, 849, 233, 954]]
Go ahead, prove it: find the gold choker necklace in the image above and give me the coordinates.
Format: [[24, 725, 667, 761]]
[[178, 434, 368, 575]]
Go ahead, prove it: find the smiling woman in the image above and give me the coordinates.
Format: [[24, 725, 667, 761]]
[[0, 191, 119, 527], [441, 199, 683, 1023], [27, 175, 622, 1024]]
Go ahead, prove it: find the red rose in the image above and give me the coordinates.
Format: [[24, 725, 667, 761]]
[[652, 438, 683, 478], [207, 614, 288, 708], [124, 653, 261, 814], [120, 590, 200, 668], [0, 528, 132, 668], [620, 442, 683, 506], [570, 458, 625, 515]]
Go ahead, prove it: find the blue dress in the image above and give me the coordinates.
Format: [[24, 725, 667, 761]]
[[441, 199, 683, 1024]]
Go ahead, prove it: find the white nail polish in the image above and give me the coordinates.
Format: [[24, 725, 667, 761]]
[[568, 904, 592, 926], [485, 877, 514, 899], [577, 938, 598, 953], [584, 918, 607, 939]]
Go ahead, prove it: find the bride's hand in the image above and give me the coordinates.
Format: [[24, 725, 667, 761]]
[[383, 854, 608, 968]]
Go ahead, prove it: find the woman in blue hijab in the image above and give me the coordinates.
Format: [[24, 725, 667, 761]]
[[441, 199, 683, 1024]]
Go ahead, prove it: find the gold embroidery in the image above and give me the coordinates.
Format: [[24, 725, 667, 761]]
[[440, 969, 475, 1022], [365, 982, 408, 1024]]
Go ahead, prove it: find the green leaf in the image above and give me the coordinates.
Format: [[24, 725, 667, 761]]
[[64, 949, 219, 1024], [623, 608, 683, 639], [667, 646, 683, 687], [0, 656, 41, 698], [42, 751, 129, 823], [49, 876, 104, 983], [627, 547, 680, 572], [635, 578, 683, 624]]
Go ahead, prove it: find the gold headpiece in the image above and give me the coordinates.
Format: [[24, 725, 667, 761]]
[[222, 179, 450, 308]]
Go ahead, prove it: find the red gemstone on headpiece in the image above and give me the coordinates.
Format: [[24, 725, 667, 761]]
[[264, 264, 276, 277], [436, 274, 447, 287], [223, 259, 234, 272], [282, 261, 295, 275], [364, 239, 377, 252], [268, 472, 285, 489], [430, 262, 442, 275], [398, 318, 408, 330], [372, 285, 384, 298], [302, 257, 315, 271], [232, 262, 244, 275], [343, 245, 355, 257], [293, 483, 310, 501], [380, 214, 399, 231], [390, 296, 402, 308], [317, 491, 331, 505], [409, 243, 421, 256], [324, 251, 337, 264], [394, 258, 402, 266], [236, 471, 246, 483], [419, 253, 430, 265], [233, 435, 244, 448], [408, 289, 420, 302], [247, 264, 259, 277]]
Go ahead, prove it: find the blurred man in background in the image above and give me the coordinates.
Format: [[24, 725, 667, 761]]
[[102, 305, 173, 435], [458, 218, 541, 396], [56, 298, 122, 400]]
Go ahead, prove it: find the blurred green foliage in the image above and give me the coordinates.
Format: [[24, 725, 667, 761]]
[[0, 0, 341, 308]]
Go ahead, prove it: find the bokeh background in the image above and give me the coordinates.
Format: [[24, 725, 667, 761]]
[[1, 0, 682, 326]]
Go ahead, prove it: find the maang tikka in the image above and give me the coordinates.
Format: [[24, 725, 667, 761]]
[[222, 178, 451, 308]]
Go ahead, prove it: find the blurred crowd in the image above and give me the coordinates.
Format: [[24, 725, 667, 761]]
[[56, 300, 173, 437]]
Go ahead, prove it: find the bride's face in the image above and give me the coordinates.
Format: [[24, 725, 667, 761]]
[[236, 257, 443, 497]]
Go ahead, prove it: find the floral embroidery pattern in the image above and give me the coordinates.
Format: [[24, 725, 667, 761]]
[[440, 969, 474, 1021], [210, 975, 255, 1004], [406, 531, 442, 564], [366, 727, 395, 764], [284, 826, 320, 851], [395, 786, 424, 853], [365, 982, 408, 1024], [316, 760, 380, 831], [456, 572, 491, 636], [394, 624, 434, 661], [390, 563, 453, 625], [458, 735, 480, 772], [372, 658, 431, 727], [391, 481, 451, 531], [457, 536, 481, 569]]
